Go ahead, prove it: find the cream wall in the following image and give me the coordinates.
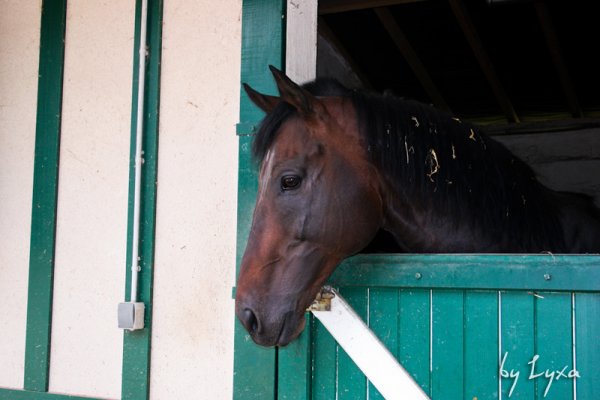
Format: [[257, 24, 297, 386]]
[[0, 0, 241, 398], [48, 1, 134, 398], [0, 0, 41, 389], [150, 0, 241, 398]]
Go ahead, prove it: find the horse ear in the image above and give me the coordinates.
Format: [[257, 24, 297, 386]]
[[269, 65, 317, 116], [243, 83, 281, 113]]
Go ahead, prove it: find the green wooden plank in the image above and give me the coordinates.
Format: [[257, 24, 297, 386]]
[[500, 292, 536, 399], [534, 292, 574, 400], [233, 321, 277, 400], [464, 291, 499, 400], [311, 312, 338, 400], [121, 1, 163, 399], [238, 0, 286, 125], [233, 1, 286, 398], [231, 137, 262, 400], [431, 290, 464, 399], [238, 0, 286, 124], [278, 313, 312, 400], [399, 289, 431, 396], [575, 293, 600, 400], [368, 288, 399, 400], [235, 134, 259, 275], [337, 288, 368, 400], [0, 388, 101, 400], [24, 0, 68, 391], [330, 254, 600, 292], [232, 87, 276, 400]]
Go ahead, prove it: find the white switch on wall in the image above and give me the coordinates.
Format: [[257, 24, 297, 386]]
[[118, 302, 145, 330]]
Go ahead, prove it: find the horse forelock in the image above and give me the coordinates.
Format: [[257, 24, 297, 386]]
[[252, 101, 295, 163], [257, 147, 277, 202]]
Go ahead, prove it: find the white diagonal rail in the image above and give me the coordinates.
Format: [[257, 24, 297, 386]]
[[311, 289, 430, 400]]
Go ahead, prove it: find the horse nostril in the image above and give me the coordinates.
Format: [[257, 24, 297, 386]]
[[242, 308, 259, 334]]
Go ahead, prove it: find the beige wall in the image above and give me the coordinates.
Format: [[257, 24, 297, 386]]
[[150, 1, 241, 398], [0, 0, 41, 389], [0, 0, 241, 398], [48, 1, 135, 398]]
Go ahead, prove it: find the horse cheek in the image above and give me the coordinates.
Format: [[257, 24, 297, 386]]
[[326, 186, 382, 255]]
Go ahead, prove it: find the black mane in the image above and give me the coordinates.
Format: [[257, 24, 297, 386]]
[[253, 79, 565, 252]]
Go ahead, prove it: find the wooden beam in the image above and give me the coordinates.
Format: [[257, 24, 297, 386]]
[[318, 17, 374, 89], [375, 7, 451, 113], [319, 0, 426, 15], [534, 1, 583, 118], [448, 0, 520, 123], [482, 117, 600, 137], [286, 0, 318, 84]]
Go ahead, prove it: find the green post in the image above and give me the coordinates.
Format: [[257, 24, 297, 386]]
[[23, 0, 67, 391]]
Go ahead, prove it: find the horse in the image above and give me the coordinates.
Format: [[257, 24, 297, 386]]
[[235, 66, 600, 347]]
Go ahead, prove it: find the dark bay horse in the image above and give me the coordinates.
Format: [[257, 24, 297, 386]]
[[235, 66, 600, 347]]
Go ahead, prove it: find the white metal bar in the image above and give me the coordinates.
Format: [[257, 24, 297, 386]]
[[311, 289, 430, 400], [130, 0, 148, 304]]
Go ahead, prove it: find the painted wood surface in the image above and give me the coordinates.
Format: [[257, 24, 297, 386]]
[[329, 254, 600, 292], [24, 0, 67, 391], [288, 265, 600, 400]]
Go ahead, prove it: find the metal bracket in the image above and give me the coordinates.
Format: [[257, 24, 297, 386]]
[[118, 302, 145, 330], [308, 286, 335, 311]]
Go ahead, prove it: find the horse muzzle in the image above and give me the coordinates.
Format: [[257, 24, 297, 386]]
[[235, 300, 307, 347]]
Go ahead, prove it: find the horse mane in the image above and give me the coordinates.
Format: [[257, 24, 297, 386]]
[[253, 79, 566, 252]]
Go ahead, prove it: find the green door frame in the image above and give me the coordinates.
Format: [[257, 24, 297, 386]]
[[0, 1, 162, 399], [232, 1, 287, 398]]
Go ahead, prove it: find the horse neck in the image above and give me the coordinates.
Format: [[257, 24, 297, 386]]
[[379, 178, 509, 253]]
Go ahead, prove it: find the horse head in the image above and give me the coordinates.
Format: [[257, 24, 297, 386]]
[[235, 67, 384, 346]]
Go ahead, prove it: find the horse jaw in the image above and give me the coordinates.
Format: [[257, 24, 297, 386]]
[[235, 238, 341, 347]]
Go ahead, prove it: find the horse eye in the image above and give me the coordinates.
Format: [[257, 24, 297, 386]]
[[281, 175, 302, 191]]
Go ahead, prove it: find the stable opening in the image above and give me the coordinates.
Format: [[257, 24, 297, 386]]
[[307, 0, 600, 253]]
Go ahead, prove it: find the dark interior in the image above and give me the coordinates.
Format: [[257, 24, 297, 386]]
[[314, 0, 600, 252], [317, 0, 600, 126]]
